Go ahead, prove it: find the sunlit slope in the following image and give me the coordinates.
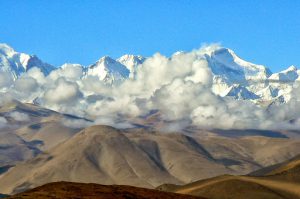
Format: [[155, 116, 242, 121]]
[[158, 155, 300, 199], [1, 125, 300, 195]]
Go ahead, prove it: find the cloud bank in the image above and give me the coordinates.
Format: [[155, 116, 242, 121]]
[[0, 44, 300, 131]]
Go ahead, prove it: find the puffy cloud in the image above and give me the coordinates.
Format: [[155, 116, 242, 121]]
[[80, 76, 110, 95], [0, 93, 13, 106], [185, 59, 212, 85], [1, 45, 300, 131], [8, 112, 30, 122], [0, 117, 7, 129], [43, 77, 82, 104], [94, 116, 134, 129], [14, 76, 38, 93], [48, 64, 83, 81], [191, 100, 262, 129], [151, 78, 214, 120], [61, 118, 93, 129], [25, 67, 46, 85], [0, 71, 13, 88]]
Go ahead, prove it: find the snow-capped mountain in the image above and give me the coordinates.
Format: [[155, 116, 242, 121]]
[[85, 56, 130, 84], [117, 55, 145, 78], [205, 48, 272, 84], [269, 65, 298, 83], [222, 84, 259, 100], [200, 47, 298, 103], [0, 44, 55, 79], [256, 85, 279, 101], [1, 43, 299, 104]]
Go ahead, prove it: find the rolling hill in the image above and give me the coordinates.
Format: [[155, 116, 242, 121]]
[[158, 155, 300, 199], [1, 125, 300, 195]]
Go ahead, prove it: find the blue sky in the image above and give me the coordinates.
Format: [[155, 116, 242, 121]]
[[0, 0, 299, 72]]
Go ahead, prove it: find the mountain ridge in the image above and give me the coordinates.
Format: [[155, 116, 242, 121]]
[[1, 124, 300, 195], [1, 43, 299, 104]]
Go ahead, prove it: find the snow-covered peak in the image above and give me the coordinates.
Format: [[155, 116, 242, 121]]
[[223, 84, 259, 100], [212, 48, 270, 76], [285, 65, 297, 72], [256, 85, 279, 100], [95, 56, 129, 75], [269, 65, 298, 82], [0, 43, 16, 56], [1, 43, 299, 104], [86, 56, 130, 84], [0, 43, 55, 79], [117, 54, 144, 62], [197, 44, 222, 56], [0, 43, 31, 67], [98, 56, 115, 63], [204, 47, 272, 86], [117, 55, 145, 78], [219, 48, 259, 69]]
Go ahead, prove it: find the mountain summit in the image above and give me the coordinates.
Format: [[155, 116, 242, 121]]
[[0, 43, 298, 103], [0, 44, 55, 79]]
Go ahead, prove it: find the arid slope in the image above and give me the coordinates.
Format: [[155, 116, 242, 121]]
[[1, 125, 300, 195], [158, 155, 300, 199], [8, 181, 203, 199]]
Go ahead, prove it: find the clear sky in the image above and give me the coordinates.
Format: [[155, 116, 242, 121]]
[[0, 0, 299, 72]]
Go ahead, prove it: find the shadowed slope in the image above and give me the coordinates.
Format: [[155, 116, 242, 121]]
[[168, 175, 300, 199], [2, 125, 300, 195], [250, 154, 300, 182], [158, 155, 300, 199], [0, 101, 85, 168], [8, 181, 203, 199]]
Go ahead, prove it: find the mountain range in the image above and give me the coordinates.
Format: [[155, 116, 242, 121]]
[[1, 112, 300, 195], [0, 43, 299, 103], [1, 43, 300, 198]]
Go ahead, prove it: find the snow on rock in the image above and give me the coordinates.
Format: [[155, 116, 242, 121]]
[[223, 84, 259, 100], [1, 43, 300, 104], [205, 48, 272, 85], [117, 55, 145, 78], [0, 43, 55, 80], [269, 65, 298, 83], [86, 56, 130, 84]]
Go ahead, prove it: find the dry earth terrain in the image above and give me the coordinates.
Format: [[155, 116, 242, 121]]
[[1, 125, 300, 195], [7, 181, 203, 199], [157, 154, 300, 199]]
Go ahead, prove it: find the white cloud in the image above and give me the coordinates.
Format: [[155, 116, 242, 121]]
[[94, 116, 134, 129], [0, 71, 13, 88], [14, 76, 38, 93], [1, 44, 300, 131], [8, 112, 30, 122], [43, 77, 82, 104], [0, 94, 13, 106], [48, 64, 83, 81], [25, 67, 46, 85], [0, 117, 7, 128], [61, 118, 92, 129]]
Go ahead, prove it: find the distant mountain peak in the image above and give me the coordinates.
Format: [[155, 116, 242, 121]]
[[284, 65, 297, 72], [98, 55, 115, 63], [86, 56, 130, 83], [118, 54, 144, 60], [1, 43, 299, 104], [117, 54, 145, 78], [269, 65, 299, 82], [0, 44, 55, 79], [0, 43, 16, 55]]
